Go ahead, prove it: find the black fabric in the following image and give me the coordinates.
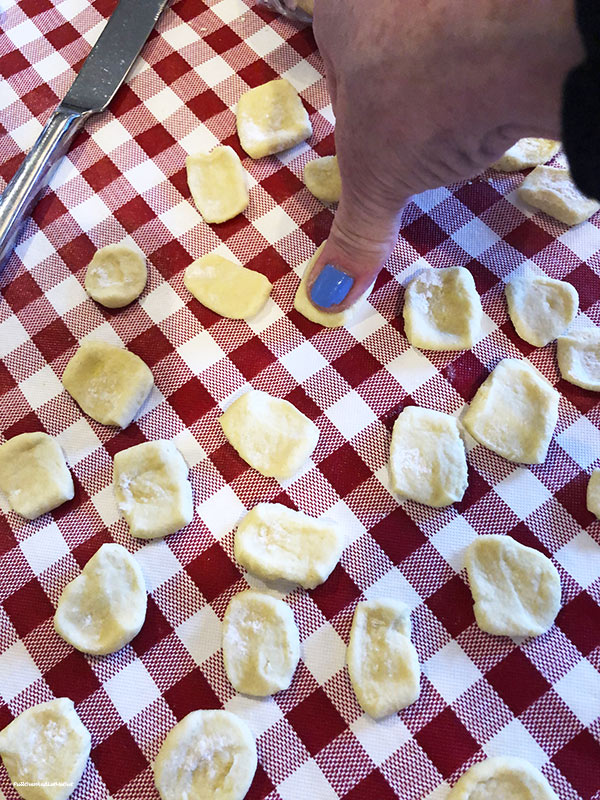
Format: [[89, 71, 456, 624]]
[[562, 0, 600, 200]]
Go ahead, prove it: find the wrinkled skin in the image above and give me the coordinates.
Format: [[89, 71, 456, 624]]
[[304, 0, 583, 311]]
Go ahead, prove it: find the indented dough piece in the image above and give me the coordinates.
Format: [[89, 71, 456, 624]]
[[490, 138, 560, 171], [347, 599, 420, 719], [184, 254, 272, 319], [54, 543, 147, 655], [518, 165, 600, 226], [587, 470, 600, 518], [448, 756, 558, 800], [465, 535, 561, 637], [234, 502, 344, 589], [505, 274, 578, 347], [113, 440, 193, 539], [84, 244, 147, 308], [462, 358, 559, 464], [62, 340, 154, 428], [303, 155, 341, 203], [0, 698, 91, 800], [557, 328, 600, 391], [296, 0, 314, 13], [186, 146, 249, 224], [153, 710, 256, 800], [0, 432, 73, 520], [294, 240, 374, 328], [403, 267, 482, 351], [389, 407, 468, 507], [222, 590, 300, 696], [220, 390, 319, 480], [236, 78, 312, 159]]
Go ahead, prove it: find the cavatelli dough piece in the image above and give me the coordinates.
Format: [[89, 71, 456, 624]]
[[84, 244, 147, 308], [505, 274, 578, 347], [304, 155, 341, 203], [186, 146, 249, 224], [448, 757, 558, 800], [490, 138, 560, 171], [557, 328, 600, 391], [587, 470, 600, 518], [518, 165, 600, 226], [184, 254, 272, 319]]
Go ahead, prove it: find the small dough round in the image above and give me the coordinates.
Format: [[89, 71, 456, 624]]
[[448, 756, 558, 800], [0, 697, 91, 800], [153, 710, 257, 800], [303, 156, 341, 204], [490, 137, 560, 172], [347, 599, 420, 719], [222, 590, 300, 696], [557, 328, 600, 391], [586, 469, 600, 518], [54, 543, 147, 655], [465, 535, 561, 637], [235, 502, 344, 589], [505, 275, 578, 347], [84, 244, 147, 308], [186, 146, 248, 224], [184, 254, 272, 319], [518, 166, 600, 226]]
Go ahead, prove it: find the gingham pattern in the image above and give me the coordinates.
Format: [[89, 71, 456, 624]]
[[0, 1, 599, 798]]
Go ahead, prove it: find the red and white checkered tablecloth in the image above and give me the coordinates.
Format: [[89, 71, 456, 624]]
[[0, 0, 599, 798]]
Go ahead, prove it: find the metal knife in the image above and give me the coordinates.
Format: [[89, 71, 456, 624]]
[[0, 0, 170, 271]]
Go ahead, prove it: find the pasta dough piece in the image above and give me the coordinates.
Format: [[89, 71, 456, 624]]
[[465, 535, 561, 637], [505, 275, 578, 347], [587, 470, 600, 518], [184, 254, 272, 319], [84, 244, 147, 308], [186, 146, 248, 224], [557, 328, 600, 391], [448, 757, 558, 800], [154, 710, 256, 800], [294, 241, 373, 327], [0, 697, 91, 800], [54, 543, 147, 655], [0, 432, 73, 520], [303, 155, 341, 203], [389, 407, 468, 507], [518, 166, 600, 226], [62, 340, 154, 428], [220, 390, 319, 480], [490, 137, 560, 171], [113, 440, 193, 539], [236, 79, 312, 159], [403, 267, 482, 351], [235, 502, 344, 588], [462, 358, 559, 464], [222, 590, 300, 696], [347, 599, 420, 719]]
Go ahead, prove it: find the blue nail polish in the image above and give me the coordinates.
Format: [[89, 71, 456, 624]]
[[310, 264, 354, 308]]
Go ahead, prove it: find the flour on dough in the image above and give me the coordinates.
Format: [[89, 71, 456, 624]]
[[462, 358, 559, 464], [465, 535, 561, 637], [0, 697, 91, 800], [236, 79, 312, 159], [403, 267, 482, 351], [557, 328, 600, 391], [0, 432, 74, 520], [62, 340, 154, 428], [448, 756, 558, 800], [587, 470, 600, 518], [490, 138, 560, 171], [505, 274, 578, 347], [304, 155, 341, 204], [347, 599, 420, 718], [220, 390, 319, 480], [519, 166, 600, 226], [222, 590, 300, 696], [184, 254, 272, 319], [113, 440, 193, 539], [389, 407, 468, 507], [235, 502, 344, 589], [153, 710, 256, 800], [84, 244, 147, 308]]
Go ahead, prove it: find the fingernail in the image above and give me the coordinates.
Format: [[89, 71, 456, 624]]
[[310, 264, 354, 308]]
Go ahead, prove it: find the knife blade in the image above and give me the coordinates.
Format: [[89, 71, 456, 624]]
[[0, 0, 170, 271]]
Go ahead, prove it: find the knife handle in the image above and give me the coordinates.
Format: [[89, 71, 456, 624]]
[[0, 105, 91, 272]]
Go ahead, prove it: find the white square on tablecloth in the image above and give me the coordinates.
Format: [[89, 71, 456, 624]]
[[484, 717, 548, 769], [560, 221, 600, 262], [145, 86, 182, 122], [325, 390, 377, 441], [365, 568, 421, 609], [494, 468, 551, 521], [69, 194, 112, 232], [134, 540, 181, 593], [162, 22, 199, 50], [211, 0, 248, 23], [90, 485, 120, 529], [179, 125, 220, 155], [15, 229, 55, 268], [176, 605, 222, 665], [56, 0, 88, 22], [430, 516, 478, 572], [195, 55, 235, 88], [197, 485, 246, 541], [225, 694, 283, 738], [140, 283, 184, 324], [424, 640, 482, 705], [19, 364, 63, 410], [0, 641, 42, 703], [0, 82, 17, 112], [278, 760, 338, 800], [172, 429, 206, 468], [412, 187, 452, 214], [385, 348, 437, 394], [280, 341, 328, 384], [245, 298, 285, 336], [46, 275, 88, 316], [302, 623, 346, 685], [124, 160, 166, 194], [160, 201, 201, 238], [82, 20, 107, 47], [346, 307, 386, 343], [452, 217, 501, 259], [10, 117, 43, 151], [105, 660, 160, 723], [81, 324, 123, 348], [554, 531, 600, 590], [320, 103, 335, 125], [326, 500, 366, 546], [7, 17, 39, 47], [56, 418, 102, 466], [351, 713, 411, 767], [246, 27, 285, 58], [556, 416, 600, 470], [282, 61, 323, 93], [0, 315, 29, 358], [554, 658, 600, 727], [20, 522, 69, 576], [177, 330, 225, 375], [35, 51, 70, 81], [49, 155, 79, 191], [91, 118, 131, 154], [253, 207, 297, 245]]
